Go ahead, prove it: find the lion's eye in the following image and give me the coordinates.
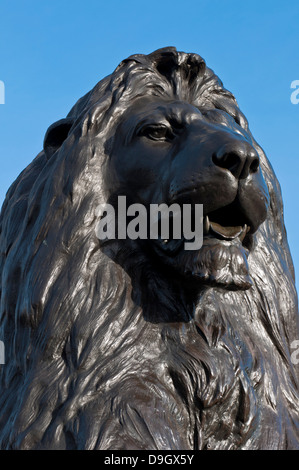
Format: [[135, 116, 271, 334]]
[[138, 124, 173, 141]]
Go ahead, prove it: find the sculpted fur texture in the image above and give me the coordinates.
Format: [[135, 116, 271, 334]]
[[0, 47, 298, 449]]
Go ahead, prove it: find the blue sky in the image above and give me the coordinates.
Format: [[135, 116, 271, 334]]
[[0, 0, 298, 290]]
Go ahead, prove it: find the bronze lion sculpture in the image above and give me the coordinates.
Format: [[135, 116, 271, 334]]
[[0, 47, 298, 450]]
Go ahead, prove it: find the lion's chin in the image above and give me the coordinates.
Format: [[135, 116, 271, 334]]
[[154, 237, 253, 291]]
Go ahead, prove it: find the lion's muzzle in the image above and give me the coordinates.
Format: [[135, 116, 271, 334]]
[[168, 117, 269, 237]]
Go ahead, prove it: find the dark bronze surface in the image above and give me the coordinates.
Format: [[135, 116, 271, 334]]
[[0, 47, 298, 449]]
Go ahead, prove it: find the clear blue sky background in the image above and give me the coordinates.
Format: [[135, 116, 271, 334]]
[[0, 0, 298, 291]]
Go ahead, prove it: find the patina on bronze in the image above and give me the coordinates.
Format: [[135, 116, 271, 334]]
[[0, 47, 298, 450]]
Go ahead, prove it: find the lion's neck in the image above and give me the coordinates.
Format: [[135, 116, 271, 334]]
[[102, 241, 299, 449]]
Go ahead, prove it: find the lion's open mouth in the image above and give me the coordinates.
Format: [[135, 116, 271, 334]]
[[205, 216, 249, 241], [205, 201, 251, 236], [155, 201, 252, 255], [152, 201, 253, 290]]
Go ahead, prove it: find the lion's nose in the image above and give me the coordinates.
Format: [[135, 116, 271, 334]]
[[212, 141, 260, 179]]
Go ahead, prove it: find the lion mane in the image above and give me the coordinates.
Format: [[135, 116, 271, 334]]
[[0, 47, 298, 450]]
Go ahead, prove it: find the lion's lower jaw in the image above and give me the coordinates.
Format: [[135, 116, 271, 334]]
[[164, 239, 253, 291]]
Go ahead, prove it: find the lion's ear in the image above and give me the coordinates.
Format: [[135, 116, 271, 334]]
[[43, 118, 74, 159]]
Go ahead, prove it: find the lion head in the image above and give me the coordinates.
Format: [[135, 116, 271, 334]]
[[109, 93, 269, 292], [0, 47, 298, 450]]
